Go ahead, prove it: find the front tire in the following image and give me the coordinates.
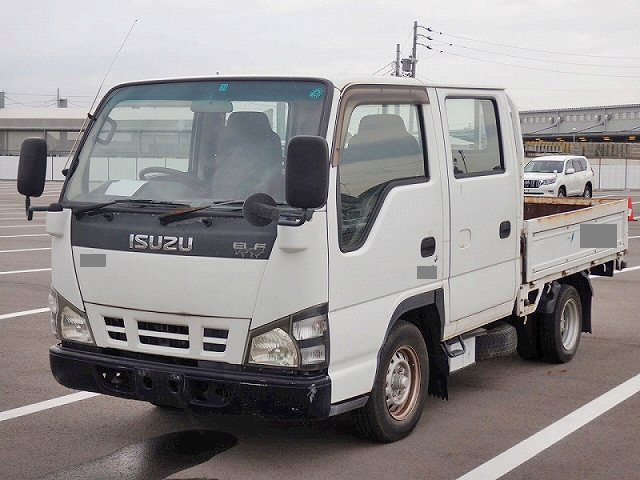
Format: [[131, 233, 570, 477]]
[[540, 285, 582, 363], [352, 321, 428, 442], [557, 187, 566, 197]]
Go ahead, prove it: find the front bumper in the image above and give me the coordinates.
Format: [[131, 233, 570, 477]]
[[524, 188, 556, 196], [50, 344, 332, 419]]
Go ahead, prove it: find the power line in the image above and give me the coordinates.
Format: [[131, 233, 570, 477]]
[[424, 45, 640, 78], [373, 61, 396, 75], [426, 27, 640, 61], [430, 39, 640, 70], [3, 92, 93, 98]]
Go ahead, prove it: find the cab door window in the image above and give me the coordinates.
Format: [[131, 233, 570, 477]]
[[446, 98, 503, 177], [338, 103, 425, 250]]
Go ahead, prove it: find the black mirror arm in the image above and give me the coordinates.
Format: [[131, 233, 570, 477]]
[[250, 202, 311, 227], [24, 196, 49, 221], [277, 208, 312, 227]]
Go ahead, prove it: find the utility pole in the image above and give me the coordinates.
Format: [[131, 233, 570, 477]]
[[411, 21, 418, 78], [56, 88, 67, 108], [395, 21, 422, 77]]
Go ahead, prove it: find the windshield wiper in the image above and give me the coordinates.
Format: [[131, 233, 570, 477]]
[[158, 200, 246, 226], [73, 199, 189, 219]]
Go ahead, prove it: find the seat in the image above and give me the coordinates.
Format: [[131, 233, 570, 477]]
[[211, 111, 283, 200], [342, 114, 421, 164]]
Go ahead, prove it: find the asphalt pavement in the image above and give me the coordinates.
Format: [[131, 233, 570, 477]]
[[1, 180, 639, 480]]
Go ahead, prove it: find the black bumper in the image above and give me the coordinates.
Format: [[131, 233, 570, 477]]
[[50, 345, 332, 420]]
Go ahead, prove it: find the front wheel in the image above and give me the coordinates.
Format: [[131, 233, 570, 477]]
[[352, 321, 428, 442], [540, 284, 582, 363]]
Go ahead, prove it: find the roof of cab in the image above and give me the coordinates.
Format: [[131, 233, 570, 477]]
[[108, 74, 502, 93]]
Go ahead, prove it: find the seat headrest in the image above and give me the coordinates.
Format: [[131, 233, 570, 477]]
[[226, 111, 273, 135], [356, 114, 410, 141]]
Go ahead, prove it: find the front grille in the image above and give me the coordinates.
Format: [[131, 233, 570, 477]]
[[99, 313, 236, 358], [138, 320, 190, 350], [203, 328, 229, 353], [104, 317, 127, 342]]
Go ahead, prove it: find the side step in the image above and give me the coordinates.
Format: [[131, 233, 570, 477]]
[[443, 321, 517, 373]]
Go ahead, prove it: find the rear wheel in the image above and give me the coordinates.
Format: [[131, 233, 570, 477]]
[[540, 285, 582, 363], [352, 321, 428, 443], [583, 183, 592, 197]]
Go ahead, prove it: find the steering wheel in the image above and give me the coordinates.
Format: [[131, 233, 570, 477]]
[[139, 166, 211, 196]]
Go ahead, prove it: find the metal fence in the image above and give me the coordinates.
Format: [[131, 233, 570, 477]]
[[3, 154, 640, 190], [591, 157, 640, 190]]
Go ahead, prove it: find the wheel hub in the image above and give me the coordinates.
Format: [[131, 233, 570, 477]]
[[384, 347, 420, 420]]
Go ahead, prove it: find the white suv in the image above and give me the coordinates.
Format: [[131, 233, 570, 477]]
[[524, 155, 594, 197]]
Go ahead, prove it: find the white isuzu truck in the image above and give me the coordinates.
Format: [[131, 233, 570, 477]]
[[17, 75, 628, 442]]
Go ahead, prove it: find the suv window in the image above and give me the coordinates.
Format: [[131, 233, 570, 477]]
[[339, 103, 425, 250], [577, 159, 587, 171]]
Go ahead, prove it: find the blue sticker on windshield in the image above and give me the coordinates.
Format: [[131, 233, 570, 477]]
[[309, 87, 324, 99], [219, 84, 229, 92]]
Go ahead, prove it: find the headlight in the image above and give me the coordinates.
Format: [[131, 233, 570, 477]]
[[247, 325, 299, 367], [540, 178, 556, 186], [246, 304, 329, 370], [50, 287, 95, 345]]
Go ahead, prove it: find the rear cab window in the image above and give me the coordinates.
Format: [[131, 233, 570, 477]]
[[445, 98, 504, 178]]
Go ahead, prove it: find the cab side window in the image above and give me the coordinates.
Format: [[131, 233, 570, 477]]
[[339, 103, 425, 250], [446, 98, 503, 177]]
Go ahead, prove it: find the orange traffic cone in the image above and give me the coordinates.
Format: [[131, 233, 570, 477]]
[[628, 197, 636, 221]]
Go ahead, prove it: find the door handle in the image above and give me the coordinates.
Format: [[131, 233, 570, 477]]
[[499, 221, 511, 239], [421, 237, 436, 257]]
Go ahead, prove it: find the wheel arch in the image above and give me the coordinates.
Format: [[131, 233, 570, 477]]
[[536, 272, 593, 333], [383, 289, 449, 400]]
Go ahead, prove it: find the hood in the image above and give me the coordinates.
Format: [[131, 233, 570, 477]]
[[71, 212, 276, 318]]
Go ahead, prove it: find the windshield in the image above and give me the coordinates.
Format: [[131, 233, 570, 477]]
[[524, 160, 564, 173], [63, 79, 330, 207]]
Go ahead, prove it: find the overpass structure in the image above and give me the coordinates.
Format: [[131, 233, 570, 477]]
[[520, 104, 640, 143]]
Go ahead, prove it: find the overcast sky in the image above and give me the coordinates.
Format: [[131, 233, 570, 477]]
[[2, 0, 638, 111]]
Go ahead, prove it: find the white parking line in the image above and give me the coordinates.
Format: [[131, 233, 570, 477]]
[[0, 392, 100, 423], [457, 372, 640, 480], [615, 264, 640, 274], [0, 308, 49, 320], [0, 247, 50, 254], [0, 268, 51, 276], [0, 234, 49, 239], [0, 224, 46, 229]]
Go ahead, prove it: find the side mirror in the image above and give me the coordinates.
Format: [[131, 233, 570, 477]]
[[285, 135, 329, 209], [17, 137, 48, 221], [17, 137, 47, 197], [566, 167, 576, 175]]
